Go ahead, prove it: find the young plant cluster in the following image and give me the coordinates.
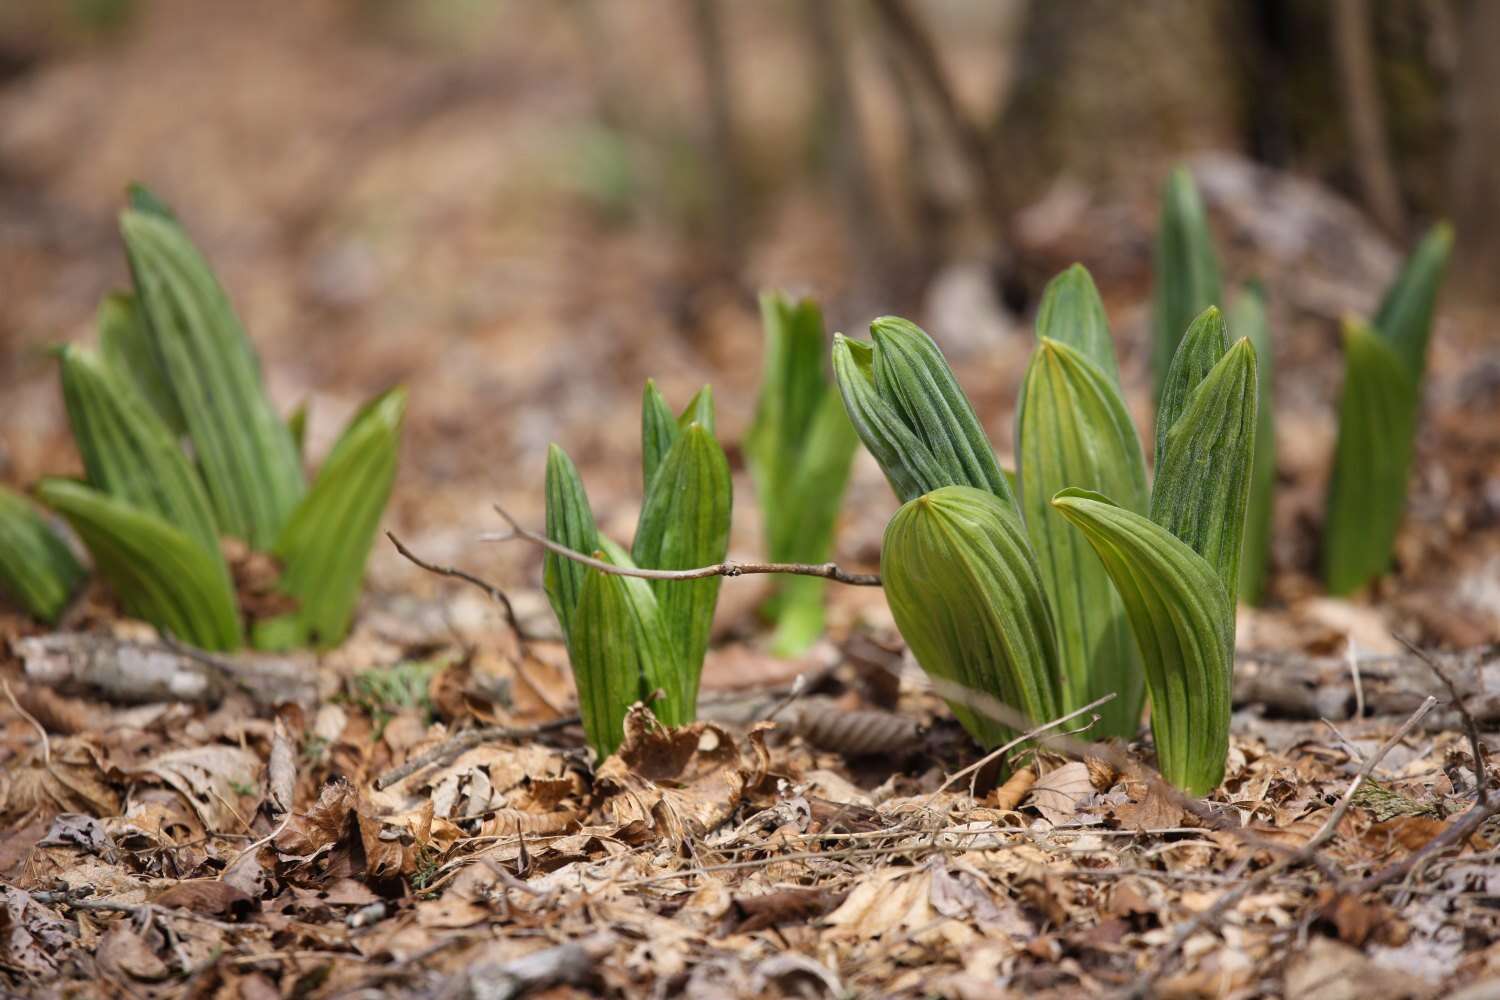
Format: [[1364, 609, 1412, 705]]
[[837, 281, 1256, 794], [1153, 167, 1451, 599], [744, 293, 859, 656], [543, 384, 731, 757], [0, 188, 404, 651]]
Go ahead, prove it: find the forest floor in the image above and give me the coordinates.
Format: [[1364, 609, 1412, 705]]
[[1, 3, 1498, 998]]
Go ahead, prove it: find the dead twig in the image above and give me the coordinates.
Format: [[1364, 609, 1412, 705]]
[[484, 504, 881, 586], [387, 531, 535, 644], [373, 716, 579, 791], [2, 680, 50, 765], [927, 693, 1116, 804], [1394, 633, 1488, 804], [1120, 695, 1437, 1000]]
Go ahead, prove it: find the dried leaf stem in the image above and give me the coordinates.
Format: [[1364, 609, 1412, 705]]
[[485, 504, 881, 586]]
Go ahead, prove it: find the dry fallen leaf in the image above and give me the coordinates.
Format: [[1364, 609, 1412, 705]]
[[1029, 762, 1094, 825], [131, 744, 261, 831], [594, 707, 762, 843]]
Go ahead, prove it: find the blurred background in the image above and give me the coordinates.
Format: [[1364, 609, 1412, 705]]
[[2, 0, 1496, 634]]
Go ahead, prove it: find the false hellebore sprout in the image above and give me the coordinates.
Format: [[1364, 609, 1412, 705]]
[[1152, 167, 1277, 606], [745, 293, 858, 656], [1323, 223, 1452, 595], [0, 486, 85, 624], [835, 275, 1257, 794], [1151, 167, 1223, 404], [36, 187, 405, 652], [1230, 283, 1275, 606], [544, 383, 731, 758]]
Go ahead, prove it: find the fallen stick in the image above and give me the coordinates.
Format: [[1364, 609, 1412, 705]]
[[483, 504, 882, 586], [17, 633, 316, 707]]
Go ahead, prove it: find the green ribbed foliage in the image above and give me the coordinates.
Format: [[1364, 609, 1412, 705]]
[[745, 293, 858, 656], [1016, 270, 1147, 739], [544, 383, 731, 758], [38, 188, 401, 653], [571, 547, 687, 758], [1052, 491, 1233, 795], [1230, 285, 1275, 605], [882, 486, 1061, 748], [1323, 224, 1452, 594], [1150, 338, 1259, 605], [832, 318, 1011, 506], [37, 479, 242, 651], [1152, 167, 1223, 402], [254, 388, 406, 650], [837, 265, 1256, 790], [58, 344, 221, 557], [121, 207, 305, 549], [1323, 323, 1420, 595], [0, 486, 84, 623]]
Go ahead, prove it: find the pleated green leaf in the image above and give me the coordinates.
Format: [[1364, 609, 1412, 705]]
[[1016, 338, 1148, 738], [253, 388, 406, 651], [641, 380, 679, 493], [543, 444, 600, 644], [97, 292, 185, 435], [1373, 222, 1452, 380], [121, 208, 305, 548], [676, 385, 716, 435], [570, 546, 687, 758], [632, 420, 731, 704], [764, 391, 858, 655], [1154, 306, 1229, 463], [832, 334, 951, 502], [869, 317, 1012, 505], [1230, 284, 1275, 605], [1051, 489, 1233, 795], [1034, 263, 1120, 384], [881, 485, 1061, 748], [37, 478, 242, 651], [127, 182, 178, 221], [1150, 338, 1258, 605], [1152, 166, 1223, 402], [1323, 322, 1419, 595], [57, 344, 221, 557], [0, 486, 84, 623], [746, 293, 858, 656], [286, 401, 309, 460]]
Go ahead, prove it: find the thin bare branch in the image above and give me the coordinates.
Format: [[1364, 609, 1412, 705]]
[[2, 679, 50, 765], [1394, 633, 1488, 805], [485, 504, 881, 586], [386, 532, 534, 643], [928, 692, 1116, 803]]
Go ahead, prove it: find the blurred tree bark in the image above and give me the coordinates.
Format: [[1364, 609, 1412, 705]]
[[996, 0, 1241, 201], [689, 0, 745, 278], [1331, 0, 1406, 235], [805, 0, 902, 314], [869, 0, 1020, 298], [1449, 0, 1500, 291]]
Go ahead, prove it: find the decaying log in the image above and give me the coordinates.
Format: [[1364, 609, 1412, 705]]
[[15, 633, 317, 707], [1234, 646, 1500, 726]]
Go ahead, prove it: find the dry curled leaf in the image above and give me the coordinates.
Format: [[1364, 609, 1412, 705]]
[[1029, 762, 1094, 825], [131, 744, 261, 831], [595, 706, 756, 843], [1, 888, 75, 976], [0, 736, 120, 823]]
